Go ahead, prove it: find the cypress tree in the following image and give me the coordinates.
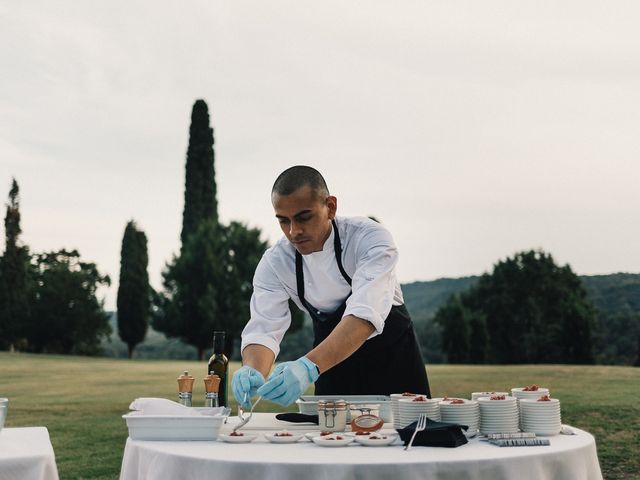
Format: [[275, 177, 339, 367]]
[[117, 221, 150, 358], [0, 179, 31, 350], [181, 99, 218, 246]]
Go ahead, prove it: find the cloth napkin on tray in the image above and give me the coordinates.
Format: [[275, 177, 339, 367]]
[[128, 397, 228, 416], [397, 418, 469, 448]]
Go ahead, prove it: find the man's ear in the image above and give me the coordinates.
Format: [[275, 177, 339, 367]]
[[326, 195, 337, 219]]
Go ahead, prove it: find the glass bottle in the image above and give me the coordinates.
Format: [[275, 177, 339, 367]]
[[207, 331, 228, 407]]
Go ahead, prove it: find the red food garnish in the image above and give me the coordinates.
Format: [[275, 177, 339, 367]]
[[402, 392, 416, 396], [449, 399, 465, 404], [369, 434, 387, 440], [320, 431, 332, 436], [413, 396, 427, 402], [523, 384, 540, 392], [335, 436, 344, 440], [490, 395, 506, 400], [537, 395, 552, 402], [274, 431, 293, 437], [356, 431, 371, 436], [229, 431, 244, 437]]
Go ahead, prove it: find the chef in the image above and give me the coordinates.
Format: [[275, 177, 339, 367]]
[[232, 166, 430, 407]]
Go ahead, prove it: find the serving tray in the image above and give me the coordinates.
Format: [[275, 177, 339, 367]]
[[123, 409, 229, 441]]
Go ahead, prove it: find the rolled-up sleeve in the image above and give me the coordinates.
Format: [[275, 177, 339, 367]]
[[240, 255, 292, 357], [344, 226, 398, 337]]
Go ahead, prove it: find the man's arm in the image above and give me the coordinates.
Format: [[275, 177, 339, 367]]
[[306, 314, 375, 374], [241, 344, 276, 379]]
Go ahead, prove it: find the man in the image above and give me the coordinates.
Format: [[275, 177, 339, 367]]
[[232, 166, 430, 407]]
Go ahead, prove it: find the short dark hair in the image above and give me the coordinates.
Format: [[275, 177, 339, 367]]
[[271, 166, 329, 198]]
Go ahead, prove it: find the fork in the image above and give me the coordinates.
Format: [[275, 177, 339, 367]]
[[232, 394, 262, 433], [405, 413, 427, 451]]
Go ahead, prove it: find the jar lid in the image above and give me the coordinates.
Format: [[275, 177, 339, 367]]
[[351, 414, 384, 433], [318, 399, 347, 410]]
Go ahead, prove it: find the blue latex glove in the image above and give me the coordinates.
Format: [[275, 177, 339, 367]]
[[257, 357, 320, 406], [231, 366, 265, 408]]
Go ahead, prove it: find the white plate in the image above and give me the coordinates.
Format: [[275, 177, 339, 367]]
[[355, 434, 398, 446], [312, 434, 355, 447], [264, 433, 304, 443], [218, 433, 258, 443]]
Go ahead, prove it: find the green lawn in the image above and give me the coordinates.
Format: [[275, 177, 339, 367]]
[[1, 352, 638, 479]]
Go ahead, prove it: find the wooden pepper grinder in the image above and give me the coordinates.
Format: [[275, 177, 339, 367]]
[[177, 371, 195, 407], [203, 374, 221, 408]]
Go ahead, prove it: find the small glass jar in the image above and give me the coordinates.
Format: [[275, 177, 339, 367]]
[[318, 400, 348, 432]]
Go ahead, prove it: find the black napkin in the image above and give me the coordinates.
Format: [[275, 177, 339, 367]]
[[397, 418, 469, 448], [275, 413, 319, 424]]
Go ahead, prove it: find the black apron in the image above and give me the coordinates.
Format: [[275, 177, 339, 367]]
[[295, 220, 431, 397]]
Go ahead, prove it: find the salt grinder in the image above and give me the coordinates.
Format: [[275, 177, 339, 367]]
[[177, 370, 195, 407], [203, 374, 221, 407]]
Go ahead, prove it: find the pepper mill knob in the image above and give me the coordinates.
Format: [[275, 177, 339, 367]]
[[177, 370, 195, 393], [204, 374, 221, 394]]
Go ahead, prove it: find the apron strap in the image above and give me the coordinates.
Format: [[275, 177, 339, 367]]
[[331, 219, 352, 286]]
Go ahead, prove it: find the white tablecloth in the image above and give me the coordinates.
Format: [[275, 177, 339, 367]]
[[119, 413, 603, 480], [0, 427, 59, 480]]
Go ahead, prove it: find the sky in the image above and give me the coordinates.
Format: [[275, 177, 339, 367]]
[[1, 1, 639, 310]]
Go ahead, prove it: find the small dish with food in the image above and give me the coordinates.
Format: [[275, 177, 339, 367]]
[[312, 433, 355, 447], [218, 431, 258, 443], [264, 431, 304, 443], [354, 432, 398, 446]]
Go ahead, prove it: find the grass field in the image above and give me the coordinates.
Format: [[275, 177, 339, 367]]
[[1, 352, 638, 479]]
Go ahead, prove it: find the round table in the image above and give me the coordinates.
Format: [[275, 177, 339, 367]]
[[119, 413, 603, 480], [0, 427, 59, 480]]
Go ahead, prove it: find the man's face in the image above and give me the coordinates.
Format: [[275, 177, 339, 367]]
[[272, 185, 337, 255]]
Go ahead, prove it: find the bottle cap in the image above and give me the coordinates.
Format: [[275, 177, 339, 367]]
[[204, 374, 221, 393], [177, 370, 195, 393]]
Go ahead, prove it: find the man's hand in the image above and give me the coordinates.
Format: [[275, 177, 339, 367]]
[[257, 357, 320, 406], [231, 366, 265, 408]]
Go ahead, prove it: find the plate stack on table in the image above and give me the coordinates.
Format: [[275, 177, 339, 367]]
[[519, 398, 562, 436], [396, 396, 440, 428], [478, 396, 519, 435], [511, 386, 550, 428], [439, 398, 480, 438]]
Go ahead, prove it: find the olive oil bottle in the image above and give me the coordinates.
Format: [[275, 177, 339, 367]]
[[207, 331, 228, 407]]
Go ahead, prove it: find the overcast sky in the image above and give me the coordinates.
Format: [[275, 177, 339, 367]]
[[1, 1, 639, 310]]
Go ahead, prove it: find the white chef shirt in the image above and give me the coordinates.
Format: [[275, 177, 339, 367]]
[[240, 216, 404, 357]]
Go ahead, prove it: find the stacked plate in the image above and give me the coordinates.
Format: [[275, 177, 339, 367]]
[[438, 399, 479, 437], [478, 396, 519, 435], [471, 391, 509, 401], [396, 397, 440, 428], [519, 398, 562, 436]]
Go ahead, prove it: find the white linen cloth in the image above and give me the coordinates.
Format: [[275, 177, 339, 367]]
[[119, 413, 603, 480], [242, 216, 404, 356], [128, 398, 227, 416], [0, 427, 59, 480]]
